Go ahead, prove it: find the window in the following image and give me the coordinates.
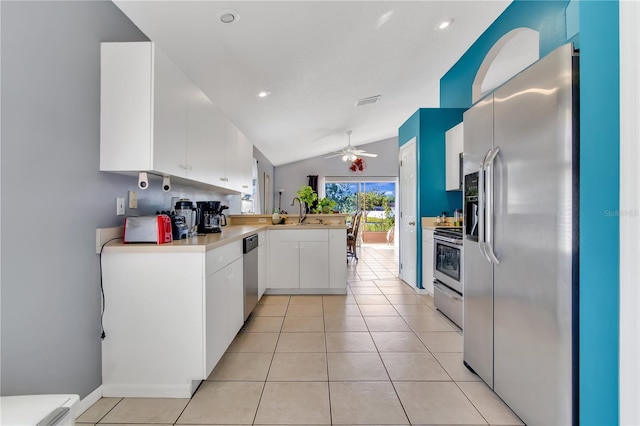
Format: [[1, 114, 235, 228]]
[[325, 180, 396, 232]]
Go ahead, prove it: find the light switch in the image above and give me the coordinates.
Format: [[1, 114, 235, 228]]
[[116, 197, 125, 215]]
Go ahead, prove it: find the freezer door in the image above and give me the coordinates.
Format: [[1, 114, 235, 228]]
[[492, 43, 576, 426], [462, 95, 494, 388]]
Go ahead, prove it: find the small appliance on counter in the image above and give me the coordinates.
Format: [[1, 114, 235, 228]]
[[156, 210, 190, 240], [123, 215, 173, 244], [170, 215, 189, 240], [196, 201, 228, 233], [174, 199, 199, 236]]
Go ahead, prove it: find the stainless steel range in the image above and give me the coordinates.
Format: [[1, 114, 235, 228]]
[[433, 227, 463, 329]]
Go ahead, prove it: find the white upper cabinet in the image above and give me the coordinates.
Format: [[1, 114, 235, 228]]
[[100, 42, 253, 193], [445, 122, 464, 191], [234, 129, 254, 193]]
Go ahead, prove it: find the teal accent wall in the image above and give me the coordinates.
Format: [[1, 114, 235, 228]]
[[399, 109, 464, 289], [440, 1, 570, 109], [578, 1, 619, 424]]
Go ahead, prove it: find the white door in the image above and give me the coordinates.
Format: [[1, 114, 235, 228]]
[[399, 139, 417, 288]]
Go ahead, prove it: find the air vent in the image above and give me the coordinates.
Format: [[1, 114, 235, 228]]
[[355, 95, 381, 107]]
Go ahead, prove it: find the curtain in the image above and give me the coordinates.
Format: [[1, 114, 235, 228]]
[[307, 175, 318, 213]]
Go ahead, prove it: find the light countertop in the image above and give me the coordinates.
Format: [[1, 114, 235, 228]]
[[421, 217, 463, 231], [103, 224, 347, 254]]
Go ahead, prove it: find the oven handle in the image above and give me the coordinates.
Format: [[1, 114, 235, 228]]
[[434, 235, 463, 245], [485, 147, 500, 265], [478, 150, 491, 263]]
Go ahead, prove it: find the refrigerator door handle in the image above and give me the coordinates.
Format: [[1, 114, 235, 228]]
[[485, 146, 501, 265], [478, 149, 492, 263]]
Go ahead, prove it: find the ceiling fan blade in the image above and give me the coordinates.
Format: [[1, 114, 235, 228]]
[[324, 153, 344, 159], [358, 152, 378, 158]]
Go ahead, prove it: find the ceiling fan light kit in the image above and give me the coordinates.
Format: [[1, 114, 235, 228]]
[[325, 130, 378, 162]]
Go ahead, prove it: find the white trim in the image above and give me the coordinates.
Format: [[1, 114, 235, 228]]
[[101, 382, 198, 399], [324, 175, 397, 183], [74, 386, 102, 418], [619, 1, 640, 425]]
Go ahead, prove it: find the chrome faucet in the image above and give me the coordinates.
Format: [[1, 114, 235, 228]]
[[290, 197, 306, 224]]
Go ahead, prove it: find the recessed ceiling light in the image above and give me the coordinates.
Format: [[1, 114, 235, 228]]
[[436, 19, 454, 31], [257, 90, 271, 98], [217, 9, 240, 24]]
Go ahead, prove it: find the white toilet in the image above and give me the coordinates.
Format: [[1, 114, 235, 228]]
[[0, 394, 79, 426]]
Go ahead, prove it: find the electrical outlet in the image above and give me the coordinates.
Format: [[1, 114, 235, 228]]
[[116, 197, 125, 215], [128, 190, 138, 209]]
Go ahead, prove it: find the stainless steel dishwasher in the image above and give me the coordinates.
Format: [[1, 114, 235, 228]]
[[243, 234, 259, 320]]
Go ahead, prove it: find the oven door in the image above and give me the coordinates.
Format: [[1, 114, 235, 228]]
[[433, 238, 463, 294]]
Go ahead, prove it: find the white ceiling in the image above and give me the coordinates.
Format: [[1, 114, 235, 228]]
[[113, 1, 511, 166]]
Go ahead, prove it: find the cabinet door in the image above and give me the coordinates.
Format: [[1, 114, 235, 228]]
[[206, 269, 227, 376], [223, 124, 239, 191], [258, 244, 267, 298], [300, 241, 329, 289], [207, 106, 234, 188], [445, 122, 464, 191], [422, 230, 435, 294], [187, 94, 219, 185], [235, 129, 254, 193], [226, 258, 245, 344], [329, 229, 347, 289], [268, 241, 300, 289], [152, 46, 190, 177], [100, 42, 154, 171]]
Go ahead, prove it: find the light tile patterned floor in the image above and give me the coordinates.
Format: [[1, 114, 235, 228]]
[[77, 244, 523, 426]]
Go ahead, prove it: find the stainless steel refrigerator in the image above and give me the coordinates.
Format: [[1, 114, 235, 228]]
[[462, 43, 579, 426]]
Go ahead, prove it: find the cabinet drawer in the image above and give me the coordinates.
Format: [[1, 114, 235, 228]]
[[206, 241, 242, 275], [269, 229, 328, 242]]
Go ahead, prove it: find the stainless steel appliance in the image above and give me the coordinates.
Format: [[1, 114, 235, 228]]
[[433, 227, 463, 328], [462, 43, 578, 426], [243, 234, 259, 320], [123, 215, 173, 244], [174, 199, 198, 236]]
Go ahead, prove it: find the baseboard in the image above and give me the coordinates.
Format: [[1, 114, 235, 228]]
[[265, 288, 347, 295], [75, 385, 102, 418], [101, 383, 197, 398]]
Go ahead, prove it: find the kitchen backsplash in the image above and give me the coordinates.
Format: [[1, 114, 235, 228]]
[[119, 177, 241, 217]]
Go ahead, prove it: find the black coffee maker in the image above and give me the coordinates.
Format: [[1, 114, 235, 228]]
[[196, 201, 228, 233]]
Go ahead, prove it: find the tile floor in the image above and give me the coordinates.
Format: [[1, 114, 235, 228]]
[[77, 244, 523, 425]]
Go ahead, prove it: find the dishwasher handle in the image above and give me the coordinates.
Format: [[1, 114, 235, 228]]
[[243, 234, 259, 253]]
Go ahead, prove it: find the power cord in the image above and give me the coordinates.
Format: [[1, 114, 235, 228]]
[[99, 237, 123, 340]]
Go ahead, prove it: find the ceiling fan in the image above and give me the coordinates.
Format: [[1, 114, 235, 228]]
[[325, 130, 378, 162]]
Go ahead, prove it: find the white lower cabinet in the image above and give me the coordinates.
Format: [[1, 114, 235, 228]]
[[299, 241, 329, 289], [329, 229, 348, 288], [422, 229, 435, 294], [257, 231, 268, 299], [102, 241, 243, 398], [267, 229, 346, 292], [206, 257, 243, 374], [268, 241, 300, 289]]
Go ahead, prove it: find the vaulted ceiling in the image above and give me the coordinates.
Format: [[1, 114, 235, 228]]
[[114, 1, 511, 166]]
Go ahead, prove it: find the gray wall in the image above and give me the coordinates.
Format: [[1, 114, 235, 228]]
[[253, 146, 275, 214], [0, 1, 236, 398], [274, 137, 399, 208]]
